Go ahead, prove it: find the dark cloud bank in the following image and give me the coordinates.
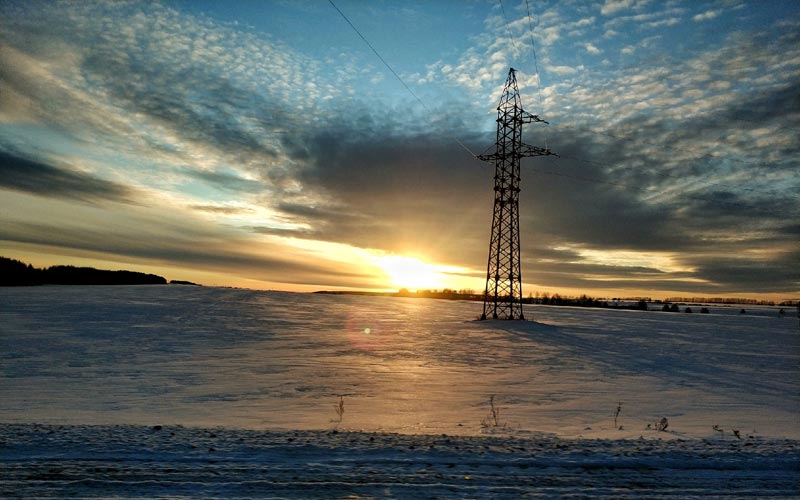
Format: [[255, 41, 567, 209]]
[[0, 151, 134, 204], [270, 94, 799, 295]]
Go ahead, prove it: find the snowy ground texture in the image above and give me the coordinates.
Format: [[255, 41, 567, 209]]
[[1, 286, 799, 498], [2, 423, 798, 499]]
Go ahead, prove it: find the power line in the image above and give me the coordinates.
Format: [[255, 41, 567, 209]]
[[497, 0, 521, 61], [524, 0, 546, 117], [327, 0, 478, 158]]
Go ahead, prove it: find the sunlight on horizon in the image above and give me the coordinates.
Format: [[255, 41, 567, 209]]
[[375, 255, 471, 292]]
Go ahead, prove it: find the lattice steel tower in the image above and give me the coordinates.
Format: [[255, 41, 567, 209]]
[[479, 68, 555, 320]]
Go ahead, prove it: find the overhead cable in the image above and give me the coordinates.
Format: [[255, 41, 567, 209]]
[[497, 0, 521, 61], [524, 0, 546, 116], [327, 0, 479, 158]]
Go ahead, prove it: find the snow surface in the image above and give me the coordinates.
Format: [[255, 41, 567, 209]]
[[1, 286, 798, 498], [1, 423, 798, 499]]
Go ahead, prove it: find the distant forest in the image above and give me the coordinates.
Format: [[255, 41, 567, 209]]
[[0, 257, 167, 286], [317, 288, 796, 308], [664, 296, 788, 306], [317, 289, 653, 310]]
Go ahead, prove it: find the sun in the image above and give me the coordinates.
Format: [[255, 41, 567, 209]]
[[376, 255, 448, 291]]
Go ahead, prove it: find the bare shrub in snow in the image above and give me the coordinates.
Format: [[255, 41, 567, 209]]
[[648, 417, 669, 432], [333, 395, 344, 423], [480, 395, 505, 429], [712, 425, 742, 440]]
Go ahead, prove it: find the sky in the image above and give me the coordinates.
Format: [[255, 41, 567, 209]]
[[1, 0, 798, 300]]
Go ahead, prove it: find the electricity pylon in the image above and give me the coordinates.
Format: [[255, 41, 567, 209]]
[[478, 67, 555, 320]]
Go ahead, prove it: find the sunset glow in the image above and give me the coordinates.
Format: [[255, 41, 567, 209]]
[[0, 1, 797, 300], [376, 255, 453, 291]]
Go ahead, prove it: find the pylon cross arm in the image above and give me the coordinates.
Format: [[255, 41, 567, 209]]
[[519, 144, 558, 158], [520, 111, 548, 124], [479, 146, 557, 161]]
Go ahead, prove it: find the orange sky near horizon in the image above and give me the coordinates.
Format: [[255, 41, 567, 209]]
[[6, 244, 795, 304]]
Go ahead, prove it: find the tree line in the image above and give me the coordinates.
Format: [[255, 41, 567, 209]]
[[392, 289, 794, 310], [664, 296, 794, 306], [0, 257, 167, 286], [396, 289, 651, 310]]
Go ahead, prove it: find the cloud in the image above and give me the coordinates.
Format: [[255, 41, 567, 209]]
[[0, 150, 134, 204], [549, 65, 581, 75], [677, 252, 800, 293], [693, 10, 721, 22], [600, 0, 644, 16], [189, 204, 254, 215], [647, 17, 681, 28], [181, 168, 264, 194], [603, 7, 685, 29], [585, 43, 602, 55], [280, 125, 491, 265], [0, 1, 353, 201]]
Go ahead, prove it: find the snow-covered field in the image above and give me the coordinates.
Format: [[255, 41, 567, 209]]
[[1, 286, 798, 498]]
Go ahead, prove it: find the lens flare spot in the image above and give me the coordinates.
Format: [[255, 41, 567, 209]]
[[345, 313, 388, 352]]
